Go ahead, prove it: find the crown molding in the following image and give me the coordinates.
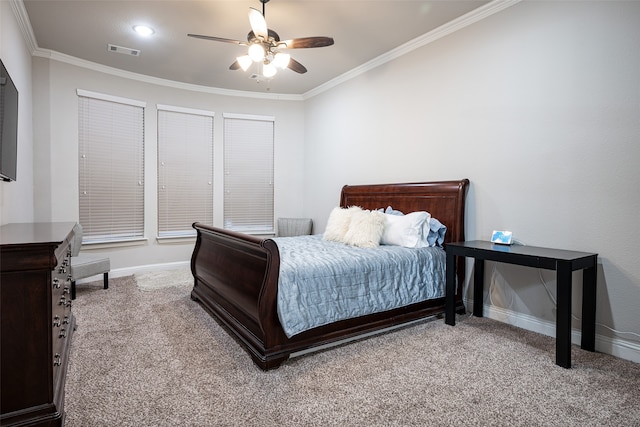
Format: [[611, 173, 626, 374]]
[[13, 0, 518, 102], [31, 48, 304, 101], [10, 0, 37, 53], [303, 0, 521, 100]]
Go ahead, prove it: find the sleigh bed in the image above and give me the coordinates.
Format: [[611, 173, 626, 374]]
[[190, 179, 469, 370]]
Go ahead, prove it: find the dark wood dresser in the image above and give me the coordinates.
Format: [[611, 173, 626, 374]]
[[1, 222, 76, 427]]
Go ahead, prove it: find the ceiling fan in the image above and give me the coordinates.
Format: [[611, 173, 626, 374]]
[[187, 0, 334, 79]]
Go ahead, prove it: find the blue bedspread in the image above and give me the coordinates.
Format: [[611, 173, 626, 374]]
[[272, 235, 446, 338]]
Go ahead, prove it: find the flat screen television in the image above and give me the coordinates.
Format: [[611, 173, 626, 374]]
[[1, 59, 19, 182]]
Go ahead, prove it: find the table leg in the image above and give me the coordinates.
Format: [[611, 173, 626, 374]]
[[556, 261, 572, 368], [473, 258, 485, 317], [445, 250, 456, 325], [581, 257, 597, 351]]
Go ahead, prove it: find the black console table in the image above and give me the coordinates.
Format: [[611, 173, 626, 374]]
[[444, 240, 598, 368]]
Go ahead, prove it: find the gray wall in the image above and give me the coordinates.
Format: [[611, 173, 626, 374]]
[[0, 0, 35, 223], [303, 1, 640, 359]]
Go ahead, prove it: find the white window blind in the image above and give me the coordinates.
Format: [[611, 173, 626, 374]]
[[78, 90, 145, 243], [223, 114, 274, 234], [157, 105, 214, 237]]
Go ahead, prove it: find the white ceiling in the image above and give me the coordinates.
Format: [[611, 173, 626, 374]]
[[22, 0, 492, 96]]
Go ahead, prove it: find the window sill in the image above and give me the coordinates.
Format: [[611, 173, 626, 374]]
[[156, 235, 197, 244], [81, 237, 148, 250]]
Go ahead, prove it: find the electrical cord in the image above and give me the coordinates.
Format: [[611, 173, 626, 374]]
[[537, 269, 640, 340], [461, 269, 475, 320], [507, 237, 638, 340], [490, 262, 514, 308]]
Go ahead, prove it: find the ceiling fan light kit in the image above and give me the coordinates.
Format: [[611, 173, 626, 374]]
[[262, 63, 277, 78], [188, 0, 334, 84], [237, 55, 253, 71], [273, 52, 290, 69], [248, 43, 266, 62]]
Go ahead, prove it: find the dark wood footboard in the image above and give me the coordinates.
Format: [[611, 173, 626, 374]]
[[190, 225, 289, 369], [191, 179, 469, 370]]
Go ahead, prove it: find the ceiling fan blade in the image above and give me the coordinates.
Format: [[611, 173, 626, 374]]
[[229, 60, 241, 71], [248, 8, 268, 40], [287, 58, 307, 74], [188, 34, 246, 45], [280, 37, 334, 49]]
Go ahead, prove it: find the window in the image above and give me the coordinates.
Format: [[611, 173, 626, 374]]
[[157, 105, 214, 237], [223, 113, 274, 234], [77, 90, 145, 243]]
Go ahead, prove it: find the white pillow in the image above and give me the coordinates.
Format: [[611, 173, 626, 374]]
[[343, 210, 386, 248], [323, 206, 362, 242], [381, 211, 431, 248]]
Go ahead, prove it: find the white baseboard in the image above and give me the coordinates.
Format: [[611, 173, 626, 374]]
[[113, 261, 191, 277], [76, 261, 190, 284], [466, 299, 640, 364]]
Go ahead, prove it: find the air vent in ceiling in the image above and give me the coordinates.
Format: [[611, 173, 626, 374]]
[[107, 44, 140, 57]]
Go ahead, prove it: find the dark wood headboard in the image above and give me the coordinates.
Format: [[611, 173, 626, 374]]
[[339, 179, 470, 245]]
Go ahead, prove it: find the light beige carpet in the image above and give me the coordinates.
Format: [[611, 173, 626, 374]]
[[66, 275, 640, 426], [135, 267, 193, 290]]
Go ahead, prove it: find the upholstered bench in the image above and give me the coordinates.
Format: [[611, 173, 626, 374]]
[[69, 223, 110, 299]]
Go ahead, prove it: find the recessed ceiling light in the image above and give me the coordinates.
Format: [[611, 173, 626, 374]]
[[133, 25, 154, 37]]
